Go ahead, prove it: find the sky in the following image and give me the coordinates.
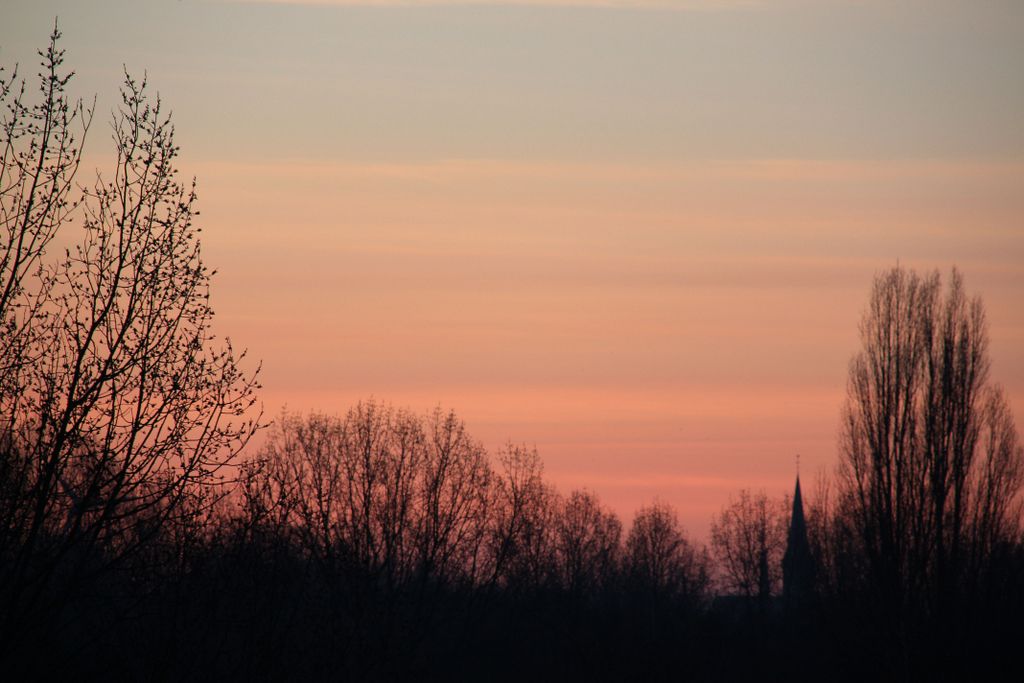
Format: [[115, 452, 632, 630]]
[[3, 0, 1023, 538]]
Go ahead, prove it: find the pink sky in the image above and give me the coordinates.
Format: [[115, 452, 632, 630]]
[[196, 158, 1024, 538], [5, 0, 1024, 539]]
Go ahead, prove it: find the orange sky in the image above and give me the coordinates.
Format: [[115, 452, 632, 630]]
[[194, 158, 1024, 537], [4, 0, 1024, 539]]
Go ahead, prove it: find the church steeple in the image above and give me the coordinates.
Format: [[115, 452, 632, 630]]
[[783, 474, 815, 606]]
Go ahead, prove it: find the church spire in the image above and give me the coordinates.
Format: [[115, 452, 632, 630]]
[[783, 473, 815, 607]]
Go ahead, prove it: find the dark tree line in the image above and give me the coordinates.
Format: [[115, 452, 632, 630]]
[[3, 28, 1023, 682], [215, 404, 714, 680]]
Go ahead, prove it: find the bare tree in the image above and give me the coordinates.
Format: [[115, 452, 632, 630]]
[[0, 26, 90, 389], [626, 501, 710, 607], [554, 489, 622, 595], [0, 27, 261, 656], [247, 404, 496, 586], [838, 266, 1023, 621], [416, 407, 493, 587], [711, 488, 788, 604], [487, 442, 558, 591], [242, 404, 510, 675]]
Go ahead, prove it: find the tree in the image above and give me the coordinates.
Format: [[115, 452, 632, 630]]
[[241, 403, 500, 674], [553, 489, 622, 596], [246, 404, 494, 587], [625, 501, 710, 608], [487, 442, 558, 592], [0, 26, 261, 662], [417, 407, 493, 588], [838, 265, 1023, 624], [711, 488, 788, 606]]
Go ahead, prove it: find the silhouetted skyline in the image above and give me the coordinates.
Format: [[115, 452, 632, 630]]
[[3, 16, 1023, 678]]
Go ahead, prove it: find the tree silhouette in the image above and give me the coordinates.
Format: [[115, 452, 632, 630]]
[[5, 26, 1022, 683], [837, 265, 1023, 652], [554, 489, 622, 596], [711, 488, 787, 608], [487, 441, 557, 592], [0, 26, 261, 668], [626, 502, 710, 608]]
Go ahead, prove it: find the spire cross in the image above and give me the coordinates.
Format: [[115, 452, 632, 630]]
[[796, 453, 800, 477]]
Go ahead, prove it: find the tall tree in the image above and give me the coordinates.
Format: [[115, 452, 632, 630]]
[[838, 266, 1022, 622], [0, 26, 261, 660]]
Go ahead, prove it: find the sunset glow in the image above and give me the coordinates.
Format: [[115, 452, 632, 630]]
[[3, 0, 1022, 539]]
